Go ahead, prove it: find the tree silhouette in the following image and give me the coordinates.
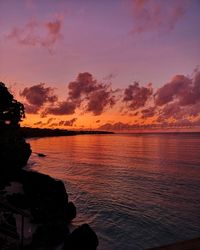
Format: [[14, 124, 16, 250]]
[[0, 82, 25, 128], [0, 82, 31, 175]]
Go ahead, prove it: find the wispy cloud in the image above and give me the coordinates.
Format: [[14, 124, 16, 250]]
[[7, 17, 63, 53], [58, 118, 77, 127], [131, 0, 189, 33]]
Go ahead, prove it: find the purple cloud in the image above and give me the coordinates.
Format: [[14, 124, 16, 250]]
[[131, 0, 189, 33], [67, 72, 116, 115], [21, 83, 57, 114], [123, 82, 153, 110], [44, 101, 76, 116]]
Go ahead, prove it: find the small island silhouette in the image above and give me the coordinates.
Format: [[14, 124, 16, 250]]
[[0, 82, 98, 249]]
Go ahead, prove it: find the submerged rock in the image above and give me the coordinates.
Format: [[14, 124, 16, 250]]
[[63, 224, 99, 250]]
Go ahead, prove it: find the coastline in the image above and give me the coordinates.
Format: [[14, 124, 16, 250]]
[[21, 127, 114, 138]]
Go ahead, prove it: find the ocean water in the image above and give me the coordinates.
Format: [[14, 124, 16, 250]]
[[27, 133, 200, 250]]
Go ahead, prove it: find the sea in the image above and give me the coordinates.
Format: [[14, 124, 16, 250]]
[[27, 133, 200, 250]]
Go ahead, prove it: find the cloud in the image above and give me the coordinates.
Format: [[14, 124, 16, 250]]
[[87, 88, 115, 115], [155, 75, 191, 106], [7, 17, 63, 52], [123, 82, 153, 110], [98, 122, 132, 131], [46, 117, 56, 124], [68, 72, 98, 100], [20, 83, 57, 114], [23, 103, 41, 114], [97, 119, 200, 131], [131, 0, 189, 33], [141, 106, 156, 118], [97, 122, 161, 131], [156, 103, 182, 123], [21, 72, 116, 117], [44, 101, 76, 116], [154, 69, 200, 123], [34, 121, 43, 126], [120, 68, 200, 127], [19, 68, 200, 129], [155, 70, 200, 107], [67, 72, 116, 115], [58, 118, 77, 126]]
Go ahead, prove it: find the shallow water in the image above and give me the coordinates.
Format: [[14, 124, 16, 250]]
[[28, 133, 200, 250]]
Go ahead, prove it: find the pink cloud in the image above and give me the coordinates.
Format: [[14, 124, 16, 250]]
[[7, 17, 63, 52]]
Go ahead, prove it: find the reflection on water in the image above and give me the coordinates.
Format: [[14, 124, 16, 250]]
[[28, 133, 200, 250]]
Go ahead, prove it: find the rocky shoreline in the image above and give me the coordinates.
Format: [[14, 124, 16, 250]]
[[0, 129, 99, 250], [1, 168, 98, 249]]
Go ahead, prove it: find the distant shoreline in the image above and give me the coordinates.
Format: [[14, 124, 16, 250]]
[[20, 127, 200, 139], [21, 126, 114, 138]]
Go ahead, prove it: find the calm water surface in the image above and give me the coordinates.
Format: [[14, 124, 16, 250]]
[[28, 133, 200, 250]]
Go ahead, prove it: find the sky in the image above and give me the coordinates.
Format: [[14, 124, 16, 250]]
[[0, 0, 200, 131]]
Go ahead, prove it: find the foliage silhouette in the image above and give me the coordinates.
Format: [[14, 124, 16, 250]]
[[0, 82, 25, 128], [0, 82, 31, 177]]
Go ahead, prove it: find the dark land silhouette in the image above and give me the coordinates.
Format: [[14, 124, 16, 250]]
[[21, 127, 113, 138], [0, 82, 98, 249]]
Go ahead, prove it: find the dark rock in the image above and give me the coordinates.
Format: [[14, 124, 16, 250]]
[[7, 193, 29, 209], [66, 202, 77, 222], [0, 128, 31, 180], [21, 170, 68, 202], [63, 224, 98, 250], [20, 170, 76, 223], [31, 222, 70, 248], [37, 153, 46, 157], [0, 210, 19, 241]]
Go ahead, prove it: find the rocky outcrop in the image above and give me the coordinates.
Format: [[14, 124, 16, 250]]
[[1, 169, 98, 250], [63, 224, 99, 250], [0, 128, 98, 250], [0, 128, 31, 183]]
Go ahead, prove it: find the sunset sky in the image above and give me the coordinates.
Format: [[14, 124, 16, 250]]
[[0, 0, 200, 131]]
